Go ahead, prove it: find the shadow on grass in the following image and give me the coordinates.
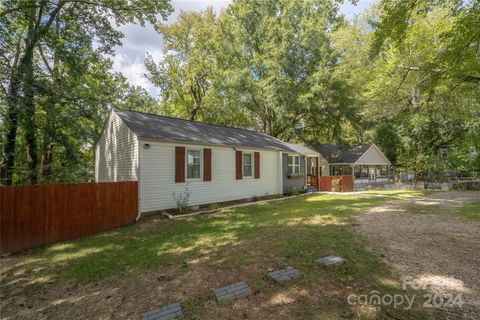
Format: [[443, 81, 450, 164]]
[[0, 192, 436, 319], [2, 194, 402, 283]]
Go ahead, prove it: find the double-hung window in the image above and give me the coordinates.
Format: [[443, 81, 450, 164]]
[[243, 153, 253, 177], [288, 155, 300, 174], [186, 149, 201, 180]]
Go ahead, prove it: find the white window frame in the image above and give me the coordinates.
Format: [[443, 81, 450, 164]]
[[185, 148, 202, 181], [288, 155, 301, 174], [242, 152, 254, 178]]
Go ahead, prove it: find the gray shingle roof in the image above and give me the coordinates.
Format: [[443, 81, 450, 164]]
[[313, 144, 372, 163], [114, 109, 296, 152], [282, 142, 319, 155]]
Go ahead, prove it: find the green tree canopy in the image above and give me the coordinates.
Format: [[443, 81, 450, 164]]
[[0, 0, 170, 184], [147, 0, 358, 142], [332, 1, 480, 178]]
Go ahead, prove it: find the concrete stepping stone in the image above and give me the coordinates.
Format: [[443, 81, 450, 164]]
[[316, 255, 345, 266], [214, 281, 252, 303], [267, 267, 302, 282], [141, 302, 183, 320]]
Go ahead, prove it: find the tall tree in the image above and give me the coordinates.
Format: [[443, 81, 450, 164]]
[[333, 1, 480, 178], [147, 0, 357, 141], [0, 0, 172, 184], [214, 0, 354, 141], [146, 8, 217, 121]]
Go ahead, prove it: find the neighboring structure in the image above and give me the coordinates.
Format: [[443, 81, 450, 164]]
[[95, 109, 296, 213], [313, 144, 392, 184]]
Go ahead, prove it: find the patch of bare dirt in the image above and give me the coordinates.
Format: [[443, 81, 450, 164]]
[[0, 238, 342, 320], [357, 191, 480, 319]]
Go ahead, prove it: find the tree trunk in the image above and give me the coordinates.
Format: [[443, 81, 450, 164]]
[[23, 45, 38, 184], [0, 46, 36, 184], [190, 85, 202, 121], [23, 2, 39, 184], [40, 138, 53, 178], [39, 85, 57, 181], [0, 36, 23, 184], [1, 0, 66, 184], [0, 97, 20, 185], [1, 0, 46, 184]]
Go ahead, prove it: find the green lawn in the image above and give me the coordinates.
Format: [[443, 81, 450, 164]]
[[1, 190, 444, 319], [454, 201, 480, 222]]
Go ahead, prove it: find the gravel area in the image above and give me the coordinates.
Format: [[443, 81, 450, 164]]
[[357, 191, 480, 319]]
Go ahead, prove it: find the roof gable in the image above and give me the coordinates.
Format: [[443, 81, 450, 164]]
[[114, 109, 295, 152], [313, 144, 372, 163], [355, 144, 391, 165]]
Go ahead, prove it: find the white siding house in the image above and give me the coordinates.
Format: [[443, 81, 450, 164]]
[[95, 109, 292, 214], [95, 110, 394, 214], [138, 140, 281, 212]]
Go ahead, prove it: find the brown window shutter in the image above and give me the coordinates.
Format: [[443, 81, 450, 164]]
[[235, 150, 242, 180], [175, 146, 185, 183], [203, 148, 212, 181], [254, 152, 260, 179]]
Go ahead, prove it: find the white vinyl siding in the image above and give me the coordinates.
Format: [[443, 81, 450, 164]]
[[355, 145, 391, 165], [139, 141, 281, 212], [95, 111, 138, 182]]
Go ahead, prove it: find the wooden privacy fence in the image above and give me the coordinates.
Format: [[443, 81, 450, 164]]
[[319, 176, 353, 192], [0, 181, 138, 254]]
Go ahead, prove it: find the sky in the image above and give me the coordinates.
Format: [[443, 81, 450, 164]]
[[112, 0, 375, 97]]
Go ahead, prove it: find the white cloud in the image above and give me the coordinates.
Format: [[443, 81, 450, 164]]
[[111, 0, 231, 96], [112, 53, 160, 96], [111, 22, 163, 96]]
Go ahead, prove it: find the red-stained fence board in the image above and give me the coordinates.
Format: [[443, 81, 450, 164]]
[[0, 181, 138, 254]]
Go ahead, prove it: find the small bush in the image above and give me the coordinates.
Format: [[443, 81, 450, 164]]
[[287, 187, 300, 196], [173, 187, 191, 214], [207, 203, 220, 210], [453, 180, 480, 190], [453, 180, 467, 190]]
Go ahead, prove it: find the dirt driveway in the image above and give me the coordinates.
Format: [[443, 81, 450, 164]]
[[357, 191, 480, 319]]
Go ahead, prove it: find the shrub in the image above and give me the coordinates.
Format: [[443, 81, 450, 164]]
[[173, 187, 191, 214], [207, 203, 220, 210], [287, 187, 300, 196], [453, 179, 480, 190], [453, 180, 468, 190]]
